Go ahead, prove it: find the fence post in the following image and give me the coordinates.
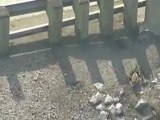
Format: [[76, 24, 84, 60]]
[[73, 0, 89, 40], [98, 0, 114, 37], [46, 0, 63, 45], [123, 0, 138, 35], [0, 6, 9, 56], [141, 0, 160, 35]]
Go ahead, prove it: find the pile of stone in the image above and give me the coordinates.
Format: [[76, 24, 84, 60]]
[[89, 83, 125, 120], [89, 82, 158, 120]]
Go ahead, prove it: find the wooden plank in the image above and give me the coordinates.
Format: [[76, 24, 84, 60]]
[[0, 7, 9, 56], [6, 0, 145, 17], [46, 0, 63, 44], [73, 0, 89, 40], [6, 0, 96, 17], [123, 0, 138, 35], [10, 23, 48, 40], [98, 0, 114, 36], [6, 0, 46, 17], [141, 0, 160, 35]]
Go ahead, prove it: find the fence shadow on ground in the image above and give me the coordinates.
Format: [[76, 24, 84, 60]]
[[0, 31, 160, 102]]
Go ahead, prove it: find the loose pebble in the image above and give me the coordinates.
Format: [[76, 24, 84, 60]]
[[89, 92, 103, 105], [104, 94, 113, 105], [151, 78, 158, 85], [135, 99, 154, 118], [115, 103, 123, 115], [95, 103, 105, 111], [100, 111, 109, 120], [113, 97, 120, 103], [94, 83, 105, 92], [119, 88, 125, 97], [135, 99, 148, 111]]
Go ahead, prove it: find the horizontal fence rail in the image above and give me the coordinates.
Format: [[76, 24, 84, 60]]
[[6, 0, 97, 17], [9, 0, 146, 40]]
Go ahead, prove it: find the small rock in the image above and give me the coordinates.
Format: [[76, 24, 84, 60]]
[[119, 88, 125, 97], [49, 105, 57, 110], [33, 71, 43, 80], [94, 83, 105, 92], [108, 104, 116, 119], [33, 73, 39, 80], [64, 73, 67, 76], [139, 91, 144, 94], [22, 74, 25, 78], [135, 99, 154, 117], [134, 118, 138, 120], [104, 94, 113, 105], [89, 92, 103, 105], [100, 111, 109, 120], [37, 71, 43, 75], [51, 77, 56, 80], [135, 99, 148, 111], [108, 104, 116, 112], [151, 78, 158, 85], [113, 97, 120, 103], [95, 103, 105, 111], [115, 103, 123, 115]]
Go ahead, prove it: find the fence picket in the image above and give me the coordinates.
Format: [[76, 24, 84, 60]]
[[0, 6, 9, 56], [123, 0, 138, 35], [73, 0, 89, 40], [98, 0, 114, 37], [142, 0, 160, 35], [46, 0, 63, 44]]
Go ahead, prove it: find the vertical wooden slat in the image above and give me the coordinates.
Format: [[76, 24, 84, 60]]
[[46, 0, 63, 44], [98, 0, 114, 37], [0, 6, 9, 56], [142, 0, 160, 35], [123, 0, 138, 35], [73, 0, 89, 40]]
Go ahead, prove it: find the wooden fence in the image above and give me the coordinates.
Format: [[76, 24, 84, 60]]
[[0, 0, 159, 56]]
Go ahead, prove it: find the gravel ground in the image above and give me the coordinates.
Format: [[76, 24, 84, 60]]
[[1, 30, 160, 119], [0, 47, 99, 120]]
